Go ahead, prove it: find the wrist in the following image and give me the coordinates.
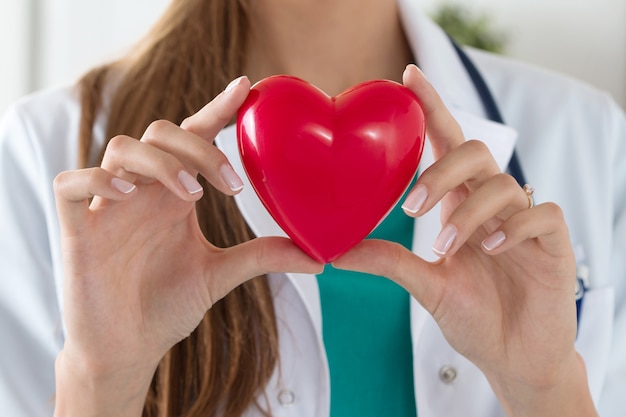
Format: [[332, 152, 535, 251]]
[[487, 352, 598, 417], [54, 349, 158, 417]]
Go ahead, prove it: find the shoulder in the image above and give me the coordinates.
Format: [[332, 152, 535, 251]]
[[465, 46, 609, 100], [0, 85, 93, 177], [2, 85, 81, 141], [1, 86, 81, 155], [465, 46, 624, 154], [464, 47, 623, 121]]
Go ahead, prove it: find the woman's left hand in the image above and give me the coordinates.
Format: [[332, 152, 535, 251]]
[[333, 65, 597, 417]]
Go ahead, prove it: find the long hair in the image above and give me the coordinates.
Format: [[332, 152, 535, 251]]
[[76, 1, 278, 416]]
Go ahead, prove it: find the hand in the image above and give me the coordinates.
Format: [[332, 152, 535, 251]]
[[333, 65, 597, 416], [53, 76, 322, 416]]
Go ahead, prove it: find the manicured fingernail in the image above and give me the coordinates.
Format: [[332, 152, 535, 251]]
[[178, 170, 203, 194], [433, 224, 457, 256], [402, 184, 428, 214], [224, 76, 245, 94], [404, 63, 424, 76], [407, 63, 421, 73], [111, 178, 136, 194], [482, 231, 506, 251], [220, 164, 244, 192]]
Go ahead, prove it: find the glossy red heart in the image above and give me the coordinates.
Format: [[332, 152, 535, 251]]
[[237, 75, 425, 263]]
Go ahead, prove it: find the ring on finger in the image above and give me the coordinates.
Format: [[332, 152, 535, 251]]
[[523, 184, 535, 209]]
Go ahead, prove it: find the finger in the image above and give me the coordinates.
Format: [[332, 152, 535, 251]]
[[332, 239, 443, 315], [101, 135, 204, 201], [429, 174, 530, 257], [402, 140, 501, 216], [402, 64, 465, 158], [180, 75, 251, 141], [480, 202, 574, 259], [53, 168, 137, 229], [208, 237, 324, 302], [140, 119, 244, 195]]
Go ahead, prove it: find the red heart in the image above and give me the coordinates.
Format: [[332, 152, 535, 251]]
[[237, 75, 425, 263]]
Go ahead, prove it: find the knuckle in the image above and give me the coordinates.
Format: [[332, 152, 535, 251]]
[[464, 139, 496, 168], [463, 139, 490, 156], [494, 174, 522, 196], [86, 168, 105, 185], [143, 119, 175, 142], [53, 170, 71, 193], [541, 201, 565, 220], [502, 173, 520, 188], [105, 134, 133, 155], [53, 169, 104, 200]]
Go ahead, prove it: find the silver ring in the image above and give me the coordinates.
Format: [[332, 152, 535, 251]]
[[523, 184, 535, 209]]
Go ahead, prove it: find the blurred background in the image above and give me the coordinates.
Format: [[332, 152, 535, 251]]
[[1, 0, 625, 114]]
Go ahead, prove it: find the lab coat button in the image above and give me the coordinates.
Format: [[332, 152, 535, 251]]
[[439, 365, 458, 384], [278, 389, 296, 406]]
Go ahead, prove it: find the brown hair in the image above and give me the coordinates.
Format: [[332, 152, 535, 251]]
[[76, 1, 278, 416]]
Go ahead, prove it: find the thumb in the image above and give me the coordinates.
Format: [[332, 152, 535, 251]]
[[209, 237, 324, 301], [332, 239, 443, 314]]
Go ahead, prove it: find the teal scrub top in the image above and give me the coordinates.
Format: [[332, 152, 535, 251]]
[[317, 187, 417, 417]]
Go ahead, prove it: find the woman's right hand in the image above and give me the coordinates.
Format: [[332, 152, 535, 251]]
[[52, 76, 322, 416]]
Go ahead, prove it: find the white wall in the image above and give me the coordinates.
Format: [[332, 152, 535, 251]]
[[35, 0, 170, 90], [1, 0, 35, 112], [422, 0, 626, 109], [1, 0, 625, 114], [1, 0, 169, 113]]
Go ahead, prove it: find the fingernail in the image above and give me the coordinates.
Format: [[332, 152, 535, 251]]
[[405, 63, 423, 75], [482, 231, 506, 251], [178, 170, 203, 194], [111, 178, 136, 194], [433, 224, 457, 256], [402, 184, 428, 214], [224, 76, 245, 94], [220, 164, 244, 192], [406, 63, 419, 72]]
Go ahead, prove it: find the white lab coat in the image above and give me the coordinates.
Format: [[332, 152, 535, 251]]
[[1, 0, 624, 415]]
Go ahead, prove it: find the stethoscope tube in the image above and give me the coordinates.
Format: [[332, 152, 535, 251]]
[[450, 39, 528, 187]]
